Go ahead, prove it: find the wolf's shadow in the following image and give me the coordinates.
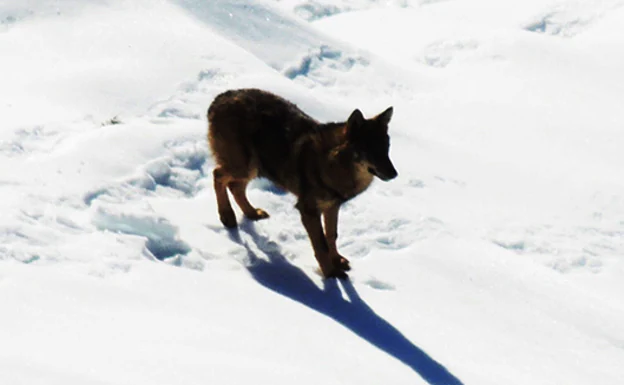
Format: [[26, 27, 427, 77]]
[[228, 221, 464, 385]]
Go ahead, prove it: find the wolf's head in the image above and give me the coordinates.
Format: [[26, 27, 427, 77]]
[[346, 107, 398, 181]]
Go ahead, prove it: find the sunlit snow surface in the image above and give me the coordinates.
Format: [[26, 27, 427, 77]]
[[1, 1, 623, 384]]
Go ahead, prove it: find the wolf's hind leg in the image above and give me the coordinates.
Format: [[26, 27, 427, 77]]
[[213, 166, 237, 228], [228, 179, 270, 221]]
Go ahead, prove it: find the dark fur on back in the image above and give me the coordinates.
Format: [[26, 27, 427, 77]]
[[209, 89, 317, 189], [207, 88, 397, 278], [209, 89, 347, 197]]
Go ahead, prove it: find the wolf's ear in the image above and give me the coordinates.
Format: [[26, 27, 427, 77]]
[[347, 109, 365, 129], [375, 106, 393, 127]]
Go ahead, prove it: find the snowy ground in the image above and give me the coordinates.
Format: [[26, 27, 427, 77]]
[[1, 0, 623, 384]]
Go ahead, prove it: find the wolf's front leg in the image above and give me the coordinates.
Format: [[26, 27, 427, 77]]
[[296, 201, 347, 279], [323, 204, 351, 271]]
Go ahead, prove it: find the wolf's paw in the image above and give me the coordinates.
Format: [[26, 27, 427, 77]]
[[245, 208, 270, 221], [325, 268, 349, 280], [219, 210, 237, 228], [320, 261, 349, 280], [331, 254, 351, 271]]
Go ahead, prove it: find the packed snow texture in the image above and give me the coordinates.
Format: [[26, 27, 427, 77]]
[[1, 0, 623, 384]]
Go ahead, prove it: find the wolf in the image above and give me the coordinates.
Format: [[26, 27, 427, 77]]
[[207, 88, 398, 278]]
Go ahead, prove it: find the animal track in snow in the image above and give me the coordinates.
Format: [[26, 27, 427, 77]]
[[418, 39, 481, 68], [0, 125, 61, 157], [288, 0, 444, 21], [92, 205, 191, 261], [363, 277, 396, 291], [524, 0, 624, 37], [294, 2, 342, 21], [490, 221, 624, 274], [84, 138, 208, 205], [150, 67, 237, 120], [283, 45, 369, 87], [407, 179, 426, 188], [340, 215, 448, 258]]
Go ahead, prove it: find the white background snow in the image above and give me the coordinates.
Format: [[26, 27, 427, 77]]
[[1, 0, 623, 384]]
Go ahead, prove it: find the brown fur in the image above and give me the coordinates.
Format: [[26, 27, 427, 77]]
[[207, 88, 397, 278]]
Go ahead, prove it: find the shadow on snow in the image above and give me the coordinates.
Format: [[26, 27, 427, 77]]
[[228, 220, 464, 385]]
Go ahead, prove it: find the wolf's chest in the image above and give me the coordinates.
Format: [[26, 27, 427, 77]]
[[315, 163, 373, 210], [330, 163, 374, 202], [349, 164, 374, 198]]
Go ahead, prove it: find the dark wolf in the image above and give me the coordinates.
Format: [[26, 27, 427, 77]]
[[207, 88, 398, 278]]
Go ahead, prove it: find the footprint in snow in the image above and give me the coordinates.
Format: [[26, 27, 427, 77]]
[[363, 278, 396, 291]]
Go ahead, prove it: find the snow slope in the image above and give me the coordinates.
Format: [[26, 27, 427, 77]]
[[1, 0, 623, 384]]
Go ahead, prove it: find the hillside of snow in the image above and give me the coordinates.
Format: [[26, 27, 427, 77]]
[[1, 1, 623, 384]]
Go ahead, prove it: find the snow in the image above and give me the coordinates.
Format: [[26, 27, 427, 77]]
[[1, 0, 623, 384]]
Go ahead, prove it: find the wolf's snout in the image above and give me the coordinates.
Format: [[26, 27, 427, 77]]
[[386, 168, 398, 181], [379, 168, 398, 181], [371, 162, 398, 181]]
